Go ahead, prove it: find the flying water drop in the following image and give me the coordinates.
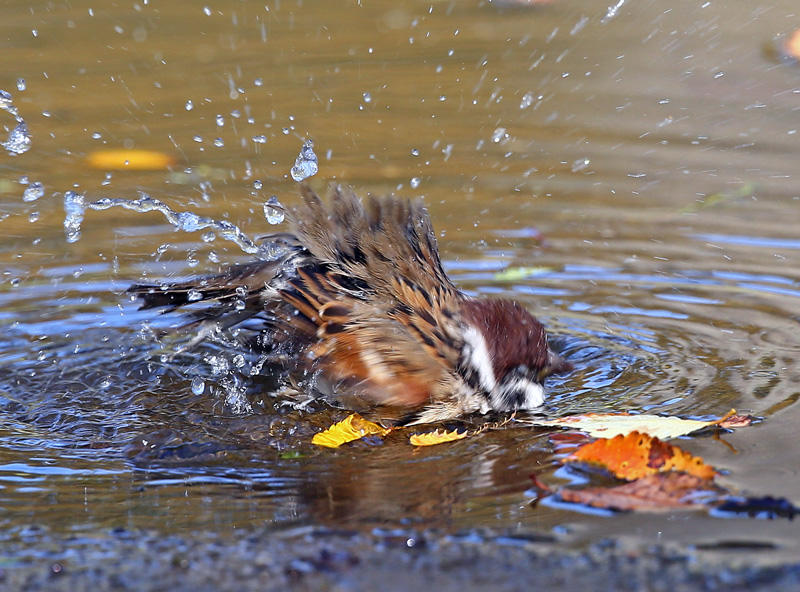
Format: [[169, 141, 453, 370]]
[[63, 191, 86, 243], [290, 140, 318, 182], [191, 377, 205, 395], [264, 195, 285, 225], [571, 158, 591, 173], [3, 121, 31, 155], [23, 181, 45, 202]]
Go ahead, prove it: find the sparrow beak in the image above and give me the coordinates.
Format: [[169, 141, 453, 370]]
[[538, 350, 573, 381]]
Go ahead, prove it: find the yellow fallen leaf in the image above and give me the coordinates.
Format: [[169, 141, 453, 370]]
[[525, 409, 738, 440], [85, 149, 177, 171], [409, 428, 468, 447], [312, 413, 391, 448], [494, 266, 553, 282]]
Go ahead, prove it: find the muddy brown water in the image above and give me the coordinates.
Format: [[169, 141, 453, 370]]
[[1, 0, 800, 566]]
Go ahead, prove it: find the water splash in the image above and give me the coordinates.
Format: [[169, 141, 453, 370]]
[[263, 195, 285, 225], [23, 181, 45, 202], [0, 90, 31, 156], [602, 0, 625, 23], [290, 140, 318, 182], [63, 191, 86, 243], [62, 191, 282, 257]]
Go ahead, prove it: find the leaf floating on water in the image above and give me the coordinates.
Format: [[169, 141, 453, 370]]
[[312, 413, 391, 448], [525, 409, 742, 440], [409, 428, 468, 447], [679, 184, 756, 213], [493, 266, 553, 282], [85, 149, 177, 171], [717, 413, 755, 429], [559, 472, 726, 512], [565, 431, 716, 481]]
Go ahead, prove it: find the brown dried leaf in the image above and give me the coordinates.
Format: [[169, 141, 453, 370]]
[[566, 431, 716, 481], [559, 472, 727, 512], [409, 428, 468, 447], [312, 413, 391, 448], [718, 414, 754, 429]]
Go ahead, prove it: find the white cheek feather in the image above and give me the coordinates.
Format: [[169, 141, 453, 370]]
[[462, 326, 497, 393], [492, 376, 545, 411]]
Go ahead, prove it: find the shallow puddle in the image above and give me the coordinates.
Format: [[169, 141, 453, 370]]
[[1, 0, 800, 560]]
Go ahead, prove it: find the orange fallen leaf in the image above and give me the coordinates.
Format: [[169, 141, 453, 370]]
[[85, 149, 176, 171], [559, 472, 726, 512], [409, 428, 468, 447], [312, 413, 391, 448], [565, 431, 716, 481]]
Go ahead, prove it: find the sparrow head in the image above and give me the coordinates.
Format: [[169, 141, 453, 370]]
[[459, 298, 572, 412]]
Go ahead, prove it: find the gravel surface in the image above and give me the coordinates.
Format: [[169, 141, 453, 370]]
[[2, 527, 799, 592]]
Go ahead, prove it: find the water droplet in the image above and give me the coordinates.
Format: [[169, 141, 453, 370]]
[[363, 92, 372, 103], [185, 99, 194, 111], [201, 231, 216, 243], [23, 181, 45, 202], [410, 177, 421, 189], [254, 78, 263, 87], [187, 289, 203, 302], [16, 78, 26, 92], [193, 135, 202, 143], [216, 114, 224, 127], [28, 211, 39, 223], [3, 121, 31, 155], [290, 140, 319, 181], [63, 191, 85, 243], [570, 15, 590, 36], [252, 135, 267, 144], [176, 211, 201, 232], [491, 127, 508, 144], [191, 377, 205, 395], [203, 6, 211, 16], [264, 195, 285, 224], [213, 137, 224, 147], [602, 0, 625, 23], [253, 179, 263, 190], [411, 148, 419, 156], [571, 158, 590, 173], [520, 92, 534, 109]]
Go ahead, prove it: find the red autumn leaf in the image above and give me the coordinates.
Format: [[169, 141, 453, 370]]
[[559, 472, 727, 512], [565, 430, 716, 481]]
